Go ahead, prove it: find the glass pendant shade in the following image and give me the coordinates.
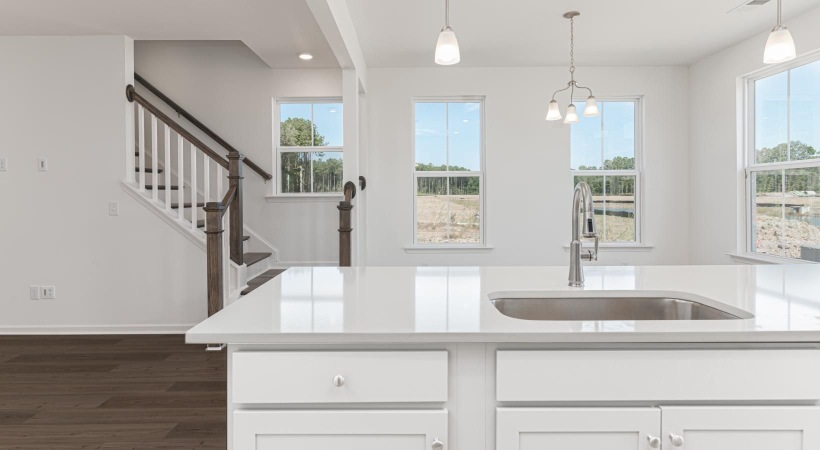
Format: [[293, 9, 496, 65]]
[[546, 100, 563, 121], [435, 27, 461, 65], [564, 104, 579, 124], [583, 96, 599, 117], [764, 26, 796, 64]]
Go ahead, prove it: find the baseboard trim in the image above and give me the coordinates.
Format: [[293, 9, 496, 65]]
[[0, 324, 197, 335]]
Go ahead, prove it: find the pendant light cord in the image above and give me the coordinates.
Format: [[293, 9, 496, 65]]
[[569, 16, 575, 98], [445, 0, 450, 27], [777, 0, 782, 26]]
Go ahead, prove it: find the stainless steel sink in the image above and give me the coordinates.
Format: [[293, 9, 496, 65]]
[[490, 292, 750, 321]]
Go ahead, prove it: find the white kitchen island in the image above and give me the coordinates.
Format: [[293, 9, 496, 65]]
[[187, 265, 820, 450]]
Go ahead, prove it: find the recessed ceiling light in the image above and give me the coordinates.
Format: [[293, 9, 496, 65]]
[[298, 53, 314, 61]]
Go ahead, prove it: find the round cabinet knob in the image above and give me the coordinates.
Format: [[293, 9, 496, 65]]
[[647, 435, 661, 448], [333, 374, 345, 387], [669, 433, 685, 447], [432, 439, 444, 450]]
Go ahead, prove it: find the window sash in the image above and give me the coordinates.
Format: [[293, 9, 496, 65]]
[[277, 148, 344, 195], [412, 98, 486, 247], [744, 56, 820, 258]]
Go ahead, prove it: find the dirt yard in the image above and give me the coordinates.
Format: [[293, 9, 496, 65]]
[[417, 195, 480, 243]]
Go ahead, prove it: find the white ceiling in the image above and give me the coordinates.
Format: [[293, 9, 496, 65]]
[[0, 0, 338, 68], [347, 0, 820, 67]]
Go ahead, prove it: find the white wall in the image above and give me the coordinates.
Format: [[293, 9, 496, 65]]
[[365, 66, 691, 266], [688, 6, 820, 264], [134, 41, 343, 265], [0, 36, 207, 332]]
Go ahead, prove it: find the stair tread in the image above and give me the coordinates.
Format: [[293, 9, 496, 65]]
[[244, 252, 271, 267], [240, 269, 286, 295], [135, 167, 164, 173], [145, 185, 180, 190], [170, 202, 206, 209]]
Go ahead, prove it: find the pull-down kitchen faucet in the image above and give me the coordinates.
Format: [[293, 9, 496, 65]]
[[569, 182, 599, 287]]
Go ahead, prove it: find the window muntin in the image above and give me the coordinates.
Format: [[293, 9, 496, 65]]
[[747, 59, 820, 261], [413, 100, 484, 246], [570, 100, 640, 243], [277, 100, 343, 194]]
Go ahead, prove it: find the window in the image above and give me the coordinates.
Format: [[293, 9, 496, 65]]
[[747, 58, 820, 261], [570, 99, 641, 243], [413, 99, 484, 246], [276, 100, 343, 195]]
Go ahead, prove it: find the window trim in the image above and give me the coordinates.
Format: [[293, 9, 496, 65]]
[[570, 97, 644, 245], [741, 53, 820, 262], [411, 97, 487, 248], [273, 97, 344, 197]]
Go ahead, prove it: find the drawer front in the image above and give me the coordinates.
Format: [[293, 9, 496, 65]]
[[497, 349, 820, 402], [233, 351, 448, 404]]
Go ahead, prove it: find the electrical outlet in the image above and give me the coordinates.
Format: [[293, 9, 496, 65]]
[[37, 157, 48, 172], [29, 285, 40, 300], [0, 157, 7, 171], [41, 286, 55, 300], [108, 201, 119, 216]]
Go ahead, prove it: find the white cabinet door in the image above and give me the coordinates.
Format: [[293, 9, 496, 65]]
[[234, 410, 447, 450], [497, 408, 661, 450], [661, 407, 820, 450]]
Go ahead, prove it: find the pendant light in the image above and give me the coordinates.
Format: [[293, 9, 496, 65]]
[[546, 12, 598, 124], [435, 0, 460, 65], [763, 0, 796, 64]]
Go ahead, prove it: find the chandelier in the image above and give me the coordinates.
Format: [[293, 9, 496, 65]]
[[546, 11, 598, 124]]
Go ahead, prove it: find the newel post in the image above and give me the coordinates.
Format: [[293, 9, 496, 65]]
[[203, 202, 227, 317], [338, 181, 357, 267], [228, 152, 244, 265]]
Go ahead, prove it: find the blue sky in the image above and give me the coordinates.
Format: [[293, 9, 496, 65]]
[[756, 59, 820, 152], [280, 102, 343, 147], [415, 102, 481, 171], [570, 101, 635, 170]]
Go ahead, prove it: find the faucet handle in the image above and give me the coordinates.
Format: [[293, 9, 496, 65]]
[[581, 235, 599, 261]]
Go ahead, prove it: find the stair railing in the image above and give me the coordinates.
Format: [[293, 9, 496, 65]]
[[126, 85, 245, 317], [337, 181, 357, 267]]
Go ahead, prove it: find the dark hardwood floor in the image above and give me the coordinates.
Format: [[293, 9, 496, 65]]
[[0, 335, 226, 449]]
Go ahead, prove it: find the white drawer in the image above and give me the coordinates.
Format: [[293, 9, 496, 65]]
[[232, 351, 448, 404], [497, 349, 820, 402]]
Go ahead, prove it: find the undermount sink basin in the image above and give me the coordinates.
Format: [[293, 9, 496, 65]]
[[490, 291, 751, 321]]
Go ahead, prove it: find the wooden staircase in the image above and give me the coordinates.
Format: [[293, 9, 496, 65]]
[[125, 75, 284, 316]]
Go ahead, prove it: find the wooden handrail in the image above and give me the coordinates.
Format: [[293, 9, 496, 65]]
[[127, 85, 229, 170], [134, 73, 273, 181]]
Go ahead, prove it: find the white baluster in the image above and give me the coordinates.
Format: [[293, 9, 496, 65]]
[[177, 135, 185, 222], [204, 157, 210, 203], [191, 146, 198, 231], [126, 103, 136, 184], [164, 125, 171, 212], [138, 105, 146, 192], [216, 165, 224, 201], [151, 114, 159, 202]]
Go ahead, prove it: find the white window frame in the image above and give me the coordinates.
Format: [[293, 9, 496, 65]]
[[411, 97, 487, 249], [570, 97, 644, 246], [742, 53, 820, 263], [273, 98, 344, 197]]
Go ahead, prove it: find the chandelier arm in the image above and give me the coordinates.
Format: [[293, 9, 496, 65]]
[[574, 84, 594, 97], [551, 83, 573, 101]]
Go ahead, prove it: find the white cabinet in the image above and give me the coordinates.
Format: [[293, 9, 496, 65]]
[[234, 410, 447, 450], [661, 407, 820, 450], [497, 408, 662, 450]]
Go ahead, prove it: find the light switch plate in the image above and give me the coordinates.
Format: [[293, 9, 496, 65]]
[[38, 157, 48, 172], [0, 157, 7, 171], [41, 286, 55, 300]]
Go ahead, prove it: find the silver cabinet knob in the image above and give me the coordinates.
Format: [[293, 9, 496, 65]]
[[333, 374, 345, 387], [669, 433, 685, 447], [432, 439, 444, 450], [647, 435, 661, 448]]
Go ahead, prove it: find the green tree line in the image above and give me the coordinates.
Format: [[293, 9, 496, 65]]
[[280, 118, 343, 193], [754, 141, 819, 194]]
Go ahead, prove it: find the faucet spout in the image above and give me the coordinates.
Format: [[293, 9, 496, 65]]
[[569, 181, 600, 287]]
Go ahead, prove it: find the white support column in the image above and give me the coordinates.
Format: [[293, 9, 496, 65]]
[[342, 69, 361, 266]]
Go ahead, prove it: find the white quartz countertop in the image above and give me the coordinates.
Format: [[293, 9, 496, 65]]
[[186, 265, 820, 344]]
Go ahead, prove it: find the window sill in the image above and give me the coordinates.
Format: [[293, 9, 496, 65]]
[[727, 252, 818, 265], [404, 245, 495, 254], [561, 243, 654, 252], [265, 195, 343, 203]]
